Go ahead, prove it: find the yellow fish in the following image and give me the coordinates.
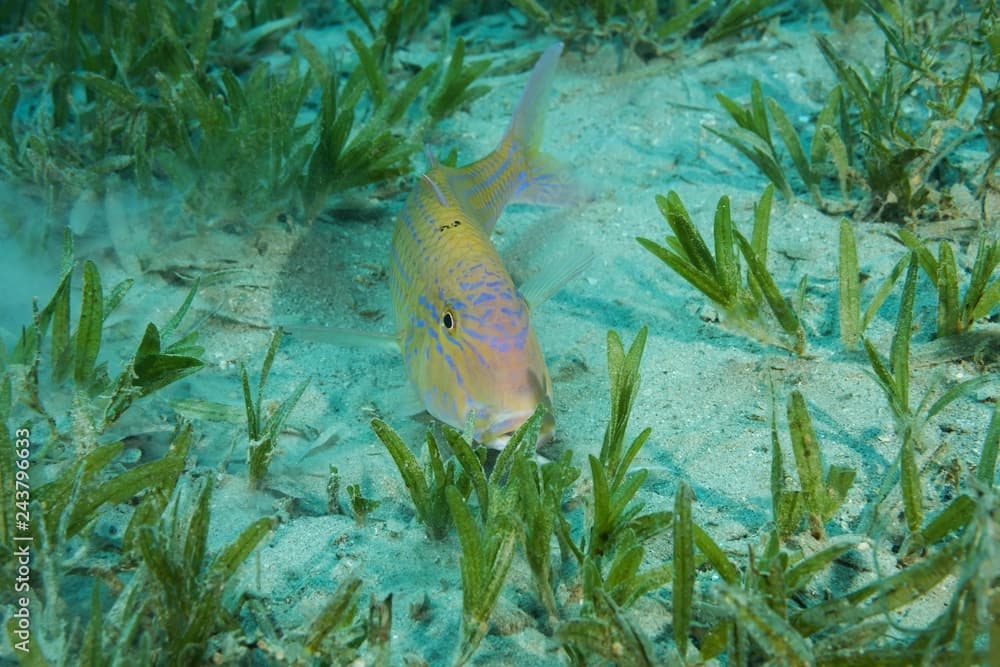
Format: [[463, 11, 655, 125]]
[[389, 42, 582, 450]]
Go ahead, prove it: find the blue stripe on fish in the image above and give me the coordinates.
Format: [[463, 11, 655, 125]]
[[473, 292, 495, 305], [418, 294, 439, 321], [463, 143, 515, 199], [442, 351, 464, 387]]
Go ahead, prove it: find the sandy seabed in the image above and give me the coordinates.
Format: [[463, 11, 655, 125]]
[[2, 4, 998, 665]]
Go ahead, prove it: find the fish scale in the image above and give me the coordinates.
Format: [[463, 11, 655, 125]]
[[388, 43, 575, 449]]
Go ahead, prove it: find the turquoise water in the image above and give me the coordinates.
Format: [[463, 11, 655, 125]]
[[1, 1, 998, 664]]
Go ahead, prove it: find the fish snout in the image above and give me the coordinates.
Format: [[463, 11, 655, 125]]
[[481, 404, 555, 451]]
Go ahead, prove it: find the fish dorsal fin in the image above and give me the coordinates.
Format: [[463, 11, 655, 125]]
[[518, 249, 593, 309], [421, 173, 448, 207]]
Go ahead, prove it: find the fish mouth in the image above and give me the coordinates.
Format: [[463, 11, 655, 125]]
[[482, 410, 555, 451]]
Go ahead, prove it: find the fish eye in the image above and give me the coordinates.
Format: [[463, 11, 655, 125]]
[[442, 311, 456, 330]]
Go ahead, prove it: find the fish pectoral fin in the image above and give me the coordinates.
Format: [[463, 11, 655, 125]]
[[518, 249, 594, 309], [388, 382, 427, 417], [282, 325, 401, 353]]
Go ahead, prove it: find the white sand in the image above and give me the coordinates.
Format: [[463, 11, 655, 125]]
[[2, 4, 997, 664]]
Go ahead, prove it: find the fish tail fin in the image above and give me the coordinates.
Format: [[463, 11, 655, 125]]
[[502, 43, 583, 207]]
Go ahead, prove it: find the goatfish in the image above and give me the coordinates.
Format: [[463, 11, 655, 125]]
[[389, 42, 586, 450], [291, 43, 586, 450]]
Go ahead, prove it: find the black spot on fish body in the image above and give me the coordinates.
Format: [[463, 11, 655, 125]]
[[438, 219, 462, 233]]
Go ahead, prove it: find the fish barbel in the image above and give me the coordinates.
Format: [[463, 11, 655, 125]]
[[388, 42, 578, 449]]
